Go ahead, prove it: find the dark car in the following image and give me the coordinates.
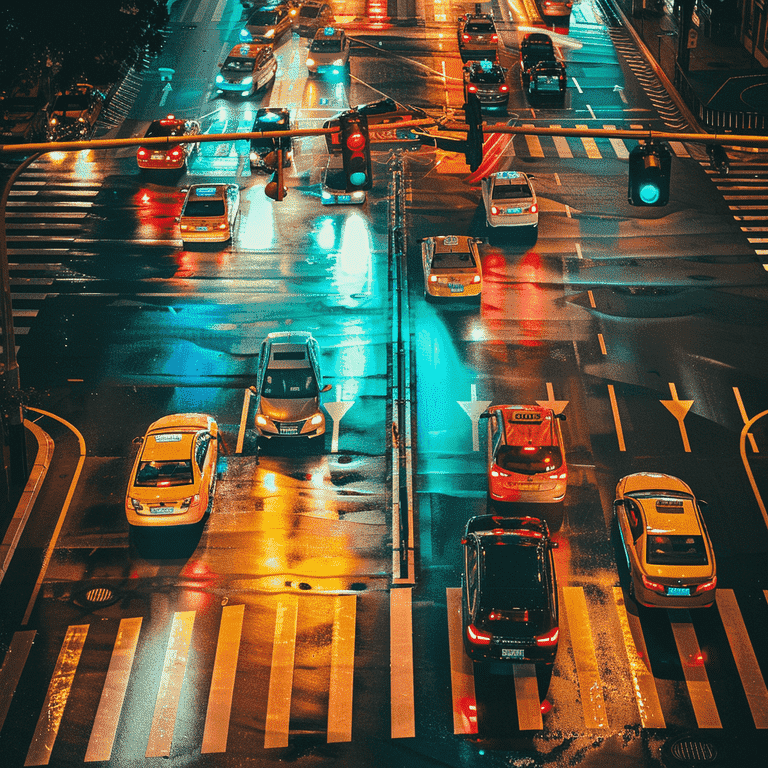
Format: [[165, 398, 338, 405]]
[[46, 83, 104, 141], [249, 107, 293, 170], [520, 32, 557, 87], [462, 515, 559, 666], [0, 85, 48, 145], [527, 60, 567, 102], [463, 60, 509, 110], [240, 4, 292, 43]]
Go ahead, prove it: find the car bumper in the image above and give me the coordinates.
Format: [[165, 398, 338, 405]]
[[256, 418, 326, 438], [321, 190, 365, 205], [426, 283, 482, 299], [632, 577, 716, 609], [181, 229, 232, 243], [464, 639, 557, 665], [126, 503, 207, 527], [137, 158, 185, 170], [216, 81, 253, 94], [489, 482, 566, 503], [486, 212, 539, 228]]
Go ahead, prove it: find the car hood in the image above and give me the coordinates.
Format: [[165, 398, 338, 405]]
[[260, 396, 319, 422]]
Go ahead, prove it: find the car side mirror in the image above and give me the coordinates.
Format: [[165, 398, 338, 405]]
[[479, 411, 490, 419], [556, 412, 566, 420], [528, 174, 536, 180], [550, 541, 559, 549], [320, 383, 332, 393], [132, 436, 144, 445]]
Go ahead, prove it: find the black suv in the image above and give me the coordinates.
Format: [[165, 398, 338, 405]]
[[462, 60, 509, 110], [520, 32, 557, 88], [462, 515, 559, 665], [249, 107, 293, 170]]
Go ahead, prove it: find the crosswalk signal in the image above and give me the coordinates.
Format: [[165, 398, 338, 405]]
[[264, 148, 286, 201], [628, 141, 671, 206], [340, 111, 372, 191], [464, 92, 483, 172]]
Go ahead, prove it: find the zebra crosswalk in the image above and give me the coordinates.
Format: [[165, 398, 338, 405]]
[[1, 585, 768, 764]]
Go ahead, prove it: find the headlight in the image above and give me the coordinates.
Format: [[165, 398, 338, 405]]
[[240, 29, 251, 39], [321, 189, 332, 200], [332, 59, 344, 66], [265, 29, 275, 38], [256, 413, 271, 428], [241, 77, 253, 85], [215, 74, 224, 84], [306, 58, 315, 67], [309, 413, 324, 427]]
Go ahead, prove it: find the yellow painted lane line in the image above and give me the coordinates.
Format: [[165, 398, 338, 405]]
[[264, 597, 299, 748], [25, 625, 89, 766], [563, 587, 608, 728], [733, 387, 759, 453], [716, 590, 768, 728], [146, 611, 196, 757], [668, 610, 722, 728], [549, 127, 573, 158], [523, 126, 545, 158], [201, 605, 245, 753], [327, 595, 356, 743], [390, 587, 416, 738], [612, 587, 665, 728], [446, 587, 477, 735], [576, 125, 602, 159], [603, 126, 630, 159], [513, 663, 543, 730], [607, 385, 627, 451], [85, 617, 143, 762]]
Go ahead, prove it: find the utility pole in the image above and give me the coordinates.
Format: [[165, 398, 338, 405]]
[[677, 0, 696, 73]]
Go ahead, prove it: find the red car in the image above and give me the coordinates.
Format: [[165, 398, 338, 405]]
[[137, 115, 201, 170]]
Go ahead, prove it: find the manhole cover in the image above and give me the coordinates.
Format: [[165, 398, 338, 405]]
[[664, 735, 718, 766], [337, 455, 353, 464]]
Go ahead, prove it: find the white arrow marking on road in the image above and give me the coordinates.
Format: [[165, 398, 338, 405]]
[[159, 82, 172, 107], [325, 386, 353, 453], [536, 382, 569, 415], [614, 85, 628, 103], [660, 382, 693, 452], [458, 384, 492, 452]]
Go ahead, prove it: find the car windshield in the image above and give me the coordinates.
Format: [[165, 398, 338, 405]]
[[146, 121, 184, 138], [183, 199, 225, 217], [135, 460, 193, 487], [248, 11, 278, 25], [300, 6, 321, 18], [262, 368, 319, 398], [432, 251, 476, 269], [495, 445, 563, 474], [311, 38, 342, 51], [466, 22, 494, 33], [53, 95, 90, 113], [223, 57, 256, 73], [646, 535, 709, 565], [493, 183, 532, 200]]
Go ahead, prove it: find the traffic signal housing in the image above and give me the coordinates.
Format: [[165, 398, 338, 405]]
[[340, 111, 372, 191], [263, 148, 287, 201], [464, 92, 483, 172], [628, 141, 671, 206]]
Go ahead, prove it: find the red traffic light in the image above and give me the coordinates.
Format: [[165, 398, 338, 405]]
[[346, 132, 366, 151]]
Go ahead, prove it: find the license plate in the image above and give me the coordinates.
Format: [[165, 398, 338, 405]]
[[150, 506, 173, 515], [449, 284, 465, 293], [667, 586, 690, 597], [501, 648, 524, 659], [506, 207, 523, 214], [280, 427, 299, 435], [196, 226, 208, 231], [151, 152, 165, 160], [337, 195, 351, 203]]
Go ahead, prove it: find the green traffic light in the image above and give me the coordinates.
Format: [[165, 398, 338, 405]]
[[638, 182, 660, 205]]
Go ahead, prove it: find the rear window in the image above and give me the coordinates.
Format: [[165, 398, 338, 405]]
[[646, 535, 709, 566], [431, 251, 476, 269], [310, 38, 342, 51], [273, 350, 306, 361], [183, 199, 225, 217], [248, 11, 279, 25], [466, 22, 495, 33], [146, 121, 184, 138], [300, 6, 321, 18], [493, 183, 533, 200], [223, 58, 256, 73], [136, 460, 193, 487], [495, 445, 563, 475]]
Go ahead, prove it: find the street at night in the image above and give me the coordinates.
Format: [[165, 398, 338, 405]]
[[1, 1, 768, 767]]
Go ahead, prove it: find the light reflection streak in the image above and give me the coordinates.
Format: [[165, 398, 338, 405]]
[[240, 183, 276, 250]]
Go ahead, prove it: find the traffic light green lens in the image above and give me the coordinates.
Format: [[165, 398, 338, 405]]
[[350, 171, 367, 186], [639, 182, 660, 204]]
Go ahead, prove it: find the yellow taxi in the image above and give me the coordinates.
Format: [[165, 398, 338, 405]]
[[178, 184, 240, 246], [421, 235, 483, 302], [482, 405, 567, 507], [614, 473, 717, 608], [125, 414, 219, 528]]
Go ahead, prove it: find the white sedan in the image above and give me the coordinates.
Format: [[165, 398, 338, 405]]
[[481, 170, 538, 229]]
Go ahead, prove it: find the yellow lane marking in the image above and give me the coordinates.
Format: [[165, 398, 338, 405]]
[[264, 597, 298, 748], [327, 595, 356, 743]]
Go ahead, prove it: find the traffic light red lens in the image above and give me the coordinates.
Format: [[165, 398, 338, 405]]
[[346, 132, 365, 151]]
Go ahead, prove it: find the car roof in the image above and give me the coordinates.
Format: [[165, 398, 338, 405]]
[[254, 107, 290, 126], [431, 234, 476, 253], [637, 496, 704, 537], [491, 405, 558, 446], [264, 332, 316, 369], [226, 42, 268, 59], [465, 514, 550, 539], [141, 431, 196, 462], [186, 184, 233, 200]]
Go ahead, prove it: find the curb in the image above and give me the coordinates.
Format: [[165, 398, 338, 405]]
[[0, 419, 54, 585]]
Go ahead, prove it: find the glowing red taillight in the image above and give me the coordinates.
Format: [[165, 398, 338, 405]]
[[695, 577, 717, 594], [499, 85, 509, 93], [535, 627, 559, 647], [137, 148, 149, 158], [169, 147, 183, 160], [466, 624, 492, 645], [641, 574, 665, 594], [530, 203, 538, 214], [468, 85, 478, 93], [491, 34, 498, 42]]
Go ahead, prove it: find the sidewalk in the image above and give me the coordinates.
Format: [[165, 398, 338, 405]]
[[613, 0, 768, 133]]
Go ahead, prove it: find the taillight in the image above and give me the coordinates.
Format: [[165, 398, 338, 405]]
[[491, 34, 498, 42], [490, 206, 500, 215], [499, 85, 509, 93], [535, 627, 559, 647], [472, 275, 481, 283], [468, 85, 478, 93], [137, 148, 148, 158], [169, 147, 183, 160], [695, 577, 717, 594], [462, 34, 470, 41], [466, 624, 492, 645], [641, 574, 665, 594], [217, 223, 227, 230], [530, 203, 538, 214]]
